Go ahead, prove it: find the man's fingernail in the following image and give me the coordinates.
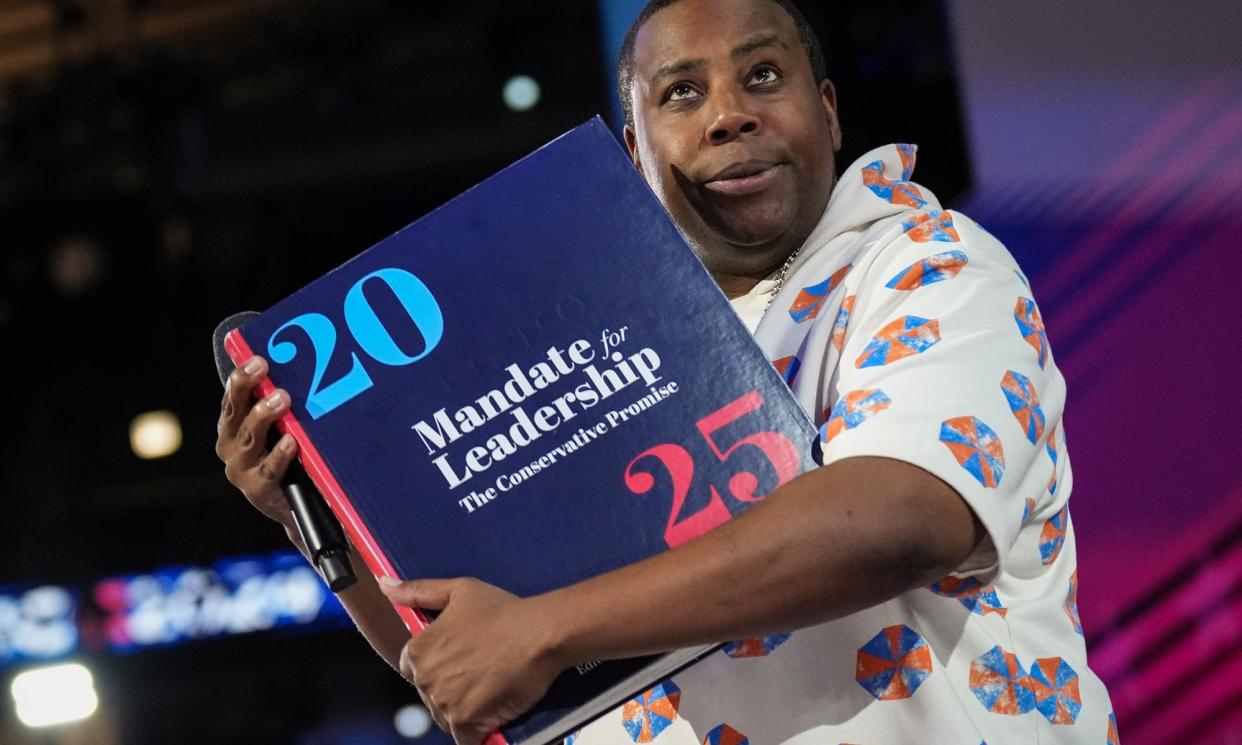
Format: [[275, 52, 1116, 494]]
[[378, 576, 402, 587], [243, 358, 262, 375], [279, 434, 296, 452], [265, 391, 285, 410]]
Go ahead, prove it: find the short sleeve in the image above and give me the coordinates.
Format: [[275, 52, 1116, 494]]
[[819, 211, 1064, 582]]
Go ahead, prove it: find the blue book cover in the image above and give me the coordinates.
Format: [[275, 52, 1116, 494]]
[[224, 118, 818, 744]]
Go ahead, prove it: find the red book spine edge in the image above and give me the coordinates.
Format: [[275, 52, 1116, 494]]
[[224, 330, 528, 745], [224, 329, 430, 633]]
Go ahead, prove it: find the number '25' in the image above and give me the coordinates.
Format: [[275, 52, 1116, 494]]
[[267, 267, 443, 419], [624, 391, 800, 548]]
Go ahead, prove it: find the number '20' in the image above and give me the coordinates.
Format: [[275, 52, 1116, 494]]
[[267, 268, 443, 419]]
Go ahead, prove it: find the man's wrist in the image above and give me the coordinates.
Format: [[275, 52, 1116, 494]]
[[524, 589, 587, 673]]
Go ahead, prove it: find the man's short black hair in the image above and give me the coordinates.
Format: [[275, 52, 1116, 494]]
[[617, 0, 828, 129]]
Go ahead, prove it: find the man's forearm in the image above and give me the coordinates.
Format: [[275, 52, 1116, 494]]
[[532, 456, 981, 668], [285, 527, 411, 671]]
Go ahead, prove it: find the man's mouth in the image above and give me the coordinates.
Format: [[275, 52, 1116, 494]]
[[702, 161, 781, 197]]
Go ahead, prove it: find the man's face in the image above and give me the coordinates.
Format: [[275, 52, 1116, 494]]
[[625, 0, 841, 278]]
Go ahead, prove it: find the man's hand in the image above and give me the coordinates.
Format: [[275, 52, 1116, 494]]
[[379, 578, 566, 745], [215, 355, 299, 530], [214, 355, 415, 674]]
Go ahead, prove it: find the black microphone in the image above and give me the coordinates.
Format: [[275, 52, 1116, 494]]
[[212, 312, 356, 593]]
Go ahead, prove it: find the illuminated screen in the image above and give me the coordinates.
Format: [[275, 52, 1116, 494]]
[[0, 551, 349, 667], [0, 585, 79, 667]]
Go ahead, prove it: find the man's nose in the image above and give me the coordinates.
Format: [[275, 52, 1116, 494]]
[[706, 91, 761, 145]]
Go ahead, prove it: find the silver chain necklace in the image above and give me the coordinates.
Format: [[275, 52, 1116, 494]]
[[763, 245, 804, 311]]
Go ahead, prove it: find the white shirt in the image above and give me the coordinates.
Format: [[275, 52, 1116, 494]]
[[571, 144, 1117, 745]]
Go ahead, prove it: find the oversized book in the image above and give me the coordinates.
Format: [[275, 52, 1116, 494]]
[[222, 118, 818, 744]]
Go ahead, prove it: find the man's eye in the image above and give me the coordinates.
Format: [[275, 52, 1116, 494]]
[[667, 83, 699, 102], [750, 67, 780, 85]]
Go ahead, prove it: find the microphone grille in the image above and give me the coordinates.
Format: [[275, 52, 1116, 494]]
[[211, 311, 260, 387]]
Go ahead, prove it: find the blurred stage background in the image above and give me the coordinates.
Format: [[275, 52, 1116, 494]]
[[0, 1, 1237, 743]]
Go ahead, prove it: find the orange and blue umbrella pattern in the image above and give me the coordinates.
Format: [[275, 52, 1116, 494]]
[[788, 264, 852, 324], [1026, 657, 1082, 724], [855, 624, 933, 700], [821, 389, 892, 444], [1064, 570, 1082, 635], [862, 161, 927, 208], [702, 724, 748, 745], [885, 249, 968, 290], [1014, 297, 1049, 368], [969, 646, 1035, 715], [855, 315, 941, 368], [831, 295, 856, 351], [1046, 430, 1059, 496], [900, 210, 961, 243], [771, 354, 800, 387], [939, 416, 1006, 488], [862, 144, 925, 208], [622, 680, 682, 743], [929, 576, 1007, 617], [722, 633, 791, 659], [1040, 505, 1068, 565], [896, 143, 917, 179], [1000, 370, 1045, 444], [928, 575, 984, 599]]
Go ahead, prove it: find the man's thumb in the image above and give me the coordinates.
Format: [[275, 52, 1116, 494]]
[[378, 576, 456, 610]]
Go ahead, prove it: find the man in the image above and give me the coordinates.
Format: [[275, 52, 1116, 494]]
[[216, 1, 1116, 743]]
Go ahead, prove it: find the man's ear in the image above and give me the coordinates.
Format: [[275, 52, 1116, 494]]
[[623, 125, 645, 176], [819, 79, 843, 153]]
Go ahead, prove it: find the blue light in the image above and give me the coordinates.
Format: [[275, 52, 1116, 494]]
[[96, 552, 349, 652], [0, 550, 351, 669], [0, 586, 79, 667]]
